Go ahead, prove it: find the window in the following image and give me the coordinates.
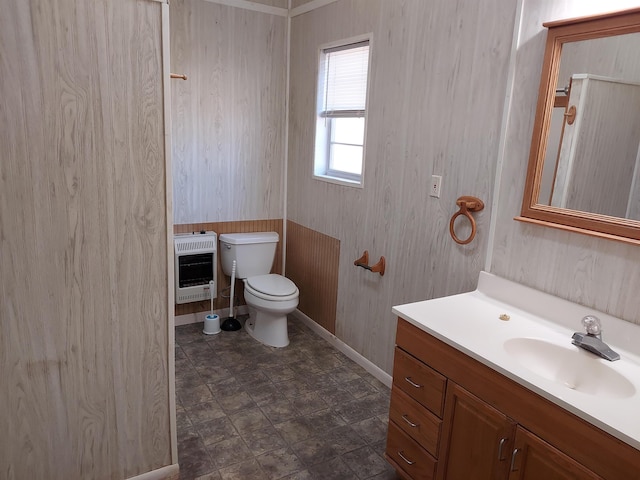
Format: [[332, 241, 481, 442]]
[[314, 39, 370, 186]]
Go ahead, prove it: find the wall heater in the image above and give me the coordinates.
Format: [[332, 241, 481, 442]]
[[174, 232, 217, 304]]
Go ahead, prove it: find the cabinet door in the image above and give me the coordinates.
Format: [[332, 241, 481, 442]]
[[438, 383, 516, 480], [508, 427, 603, 480]]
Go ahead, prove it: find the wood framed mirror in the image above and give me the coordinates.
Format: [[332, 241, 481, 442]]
[[518, 7, 640, 245]]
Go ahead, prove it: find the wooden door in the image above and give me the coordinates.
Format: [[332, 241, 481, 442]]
[[508, 427, 603, 480], [438, 382, 516, 480]]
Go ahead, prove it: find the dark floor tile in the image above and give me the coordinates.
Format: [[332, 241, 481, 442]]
[[193, 472, 222, 480], [343, 446, 390, 479], [274, 379, 316, 400], [307, 456, 355, 480], [316, 384, 356, 407], [208, 376, 243, 394], [290, 436, 338, 467], [240, 425, 287, 456], [218, 459, 265, 480], [245, 382, 287, 406], [305, 409, 347, 435], [290, 392, 329, 416], [275, 418, 317, 445], [343, 378, 380, 399], [207, 436, 252, 469], [216, 390, 257, 414], [229, 407, 272, 435], [196, 364, 233, 384], [186, 400, 226, 425], [350, 417, 388, 445], [256, 447, 305, 480], [260, 397, 297, 425], [178, 436, 216, 480], [197, 417, 239, 446], [280, 471, 313, 480], [179, 384, 215, 407], [324, 425, 367, 454], [177, 408, 193, 430], [333, 394, 389, 424]]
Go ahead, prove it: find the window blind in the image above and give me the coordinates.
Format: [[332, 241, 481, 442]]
[[321, 41, 370, 117]]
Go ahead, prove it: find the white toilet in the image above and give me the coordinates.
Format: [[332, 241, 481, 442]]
[[219, 232, 299, 347]]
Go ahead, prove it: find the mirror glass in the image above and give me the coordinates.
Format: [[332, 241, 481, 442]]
[[519, 8, 640, 243]]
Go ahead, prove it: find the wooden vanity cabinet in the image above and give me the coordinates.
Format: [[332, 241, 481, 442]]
[[438, 382, 516, 479], [385, 318, 640, 480]]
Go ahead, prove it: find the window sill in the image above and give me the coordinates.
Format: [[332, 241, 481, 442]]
[[313, 174, 363, 188]]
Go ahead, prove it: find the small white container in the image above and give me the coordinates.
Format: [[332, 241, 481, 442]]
[[203, 314, 221, 335]]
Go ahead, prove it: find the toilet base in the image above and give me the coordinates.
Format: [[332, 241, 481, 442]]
[[245, 307, 289, 348]]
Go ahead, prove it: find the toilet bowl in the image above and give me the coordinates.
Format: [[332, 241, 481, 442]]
[[218, 232, 299, 348], [243, 274, 298, 347]]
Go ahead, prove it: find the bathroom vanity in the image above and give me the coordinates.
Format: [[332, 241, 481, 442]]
[[385, 272, 640, 480]]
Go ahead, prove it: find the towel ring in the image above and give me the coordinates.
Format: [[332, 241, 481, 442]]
[[449, 196, 484, 245]]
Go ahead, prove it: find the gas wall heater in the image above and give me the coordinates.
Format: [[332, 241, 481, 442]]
[[174, 232, 217, 304]]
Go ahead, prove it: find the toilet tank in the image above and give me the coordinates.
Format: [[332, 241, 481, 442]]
[[218, 232, 279, 279]]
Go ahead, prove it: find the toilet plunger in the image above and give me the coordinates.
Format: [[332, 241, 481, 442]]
[[221, 260, 241, 331]]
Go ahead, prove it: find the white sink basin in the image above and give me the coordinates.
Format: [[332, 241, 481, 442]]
[[503, 337, 636, 399]]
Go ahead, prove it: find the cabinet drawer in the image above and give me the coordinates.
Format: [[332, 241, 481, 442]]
[[390, 386, 441, 457], [386, 421, 437, 480], [393, 347, 446, 417]]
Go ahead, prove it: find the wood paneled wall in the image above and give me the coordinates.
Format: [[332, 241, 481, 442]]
[[174, 219, 283, 315], [170, 0, 287, 225], [287, 0, 517, 373], [286, 221, 340, 334], [0, 1, 171, 478], [490, 0, 640, 326]]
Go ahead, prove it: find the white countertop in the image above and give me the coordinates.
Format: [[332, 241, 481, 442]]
[[392, 271, 640, 450]]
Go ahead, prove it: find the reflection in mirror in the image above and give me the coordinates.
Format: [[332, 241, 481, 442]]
[[539, 34, 640, 219], [519, 8, 640, 244]]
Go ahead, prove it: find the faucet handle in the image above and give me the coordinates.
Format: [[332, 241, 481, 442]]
[[581, 315, 601, 336]]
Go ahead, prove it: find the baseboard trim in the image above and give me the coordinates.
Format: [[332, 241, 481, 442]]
[[127, 464, 179, 480], [175, 306, 249, 326], [292, 309, 392, 388]]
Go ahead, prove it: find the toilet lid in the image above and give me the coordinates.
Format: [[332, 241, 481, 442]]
[[246, 274, 298, 296]]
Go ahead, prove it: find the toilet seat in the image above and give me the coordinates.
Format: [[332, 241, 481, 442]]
[[245, 274, 299, 301]]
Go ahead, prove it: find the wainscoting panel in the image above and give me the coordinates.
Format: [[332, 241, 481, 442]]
[[0, 1, 170, 478], [174, 219, 283, 316], [286, 221, 340, 334]]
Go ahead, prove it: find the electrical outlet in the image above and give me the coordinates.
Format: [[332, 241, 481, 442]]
[[430, 175, 442, 198]]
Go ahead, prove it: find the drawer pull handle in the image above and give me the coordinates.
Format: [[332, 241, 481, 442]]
[[498, 437, 507, 461], [402, 414, 419, 428], [398, 450, 415, 465], [404, 376, 423, 388], [510, 448, 520, 472]]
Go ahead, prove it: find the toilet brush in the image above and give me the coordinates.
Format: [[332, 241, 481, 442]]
[[203, 280, 221, 335], [221, 260, 241, 331]]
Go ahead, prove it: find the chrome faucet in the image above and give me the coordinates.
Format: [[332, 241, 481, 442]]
[[572, 315, 620, 361]]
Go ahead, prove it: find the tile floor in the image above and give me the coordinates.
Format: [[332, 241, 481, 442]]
[[175, 315, 399, 480]]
